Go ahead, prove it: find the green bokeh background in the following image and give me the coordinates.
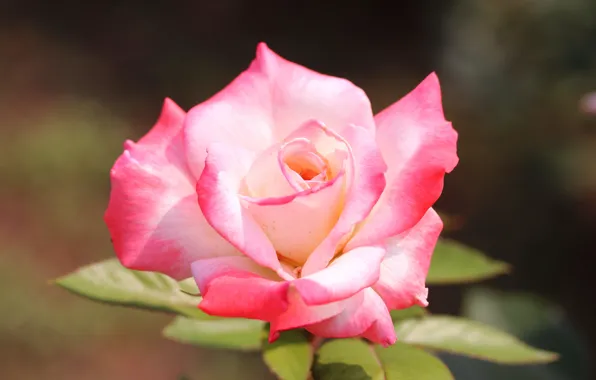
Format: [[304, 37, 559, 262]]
[[1, 1, 595, 378]]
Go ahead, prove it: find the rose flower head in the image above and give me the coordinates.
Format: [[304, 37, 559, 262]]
[[105, 43, 458, 346]]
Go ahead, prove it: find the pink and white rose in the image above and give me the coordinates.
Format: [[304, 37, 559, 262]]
[[105, 43, 458, 346]]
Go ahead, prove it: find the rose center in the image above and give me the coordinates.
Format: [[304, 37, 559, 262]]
[[239, 123, 351, 268], [285, 155, 326, 181], [281, 146, 332, 190]]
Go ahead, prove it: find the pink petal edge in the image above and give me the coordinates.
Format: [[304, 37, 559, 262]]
[[105, 99, 237, 279], [293, 245, 386, 306], [301, 123, 387, 275], [306, 288, 396, 347], [346, 73, 458, 251], [196, 143, 288, 278], [373, 208, 443, 310]]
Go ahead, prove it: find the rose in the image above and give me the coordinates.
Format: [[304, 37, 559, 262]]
[[105, 43, 458, 346]]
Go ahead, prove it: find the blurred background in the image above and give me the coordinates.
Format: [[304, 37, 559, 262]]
[[1, 0, 595, 379]]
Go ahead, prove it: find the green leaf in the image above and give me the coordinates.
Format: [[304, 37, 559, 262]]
[[163, 316, 265, 351], [396, 316, 558, 364], [440, 287, 590, 380], [314, 339, 384, 380], [390, 306, 427, 322], [313, 339, 452, 380], [427, 239, 510, 284], [54, 258, 211, 319], [178, 277, 200, 295], [263, 329, 313, 380], [375, 342, 454, 380]]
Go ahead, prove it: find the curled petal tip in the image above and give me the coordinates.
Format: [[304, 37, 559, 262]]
[[380, 339, 394, 348], [254, 42, 280, 72], [123, 140, 135, 150], [427, 71, 440, 81], [256, 42, 274, 61], [268, 330, 280, 343], [415, 288, 429, 307]]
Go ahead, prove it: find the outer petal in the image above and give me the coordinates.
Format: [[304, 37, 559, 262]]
[[105, 99, 236, 279], [306, 288, 396, 347], [302, 123, 387, 275], [192, 256, 289, 321], [373, 208, 443, 309], [184, 43, 375, 179], [269, 287, 346, 341], [196, 143, 288, 277], [346, 73, 458, 250], [183, 63, 274, 179], [293, 245, 385, 305], [253, 43, 376, 139], [192, 257, 346, 334]]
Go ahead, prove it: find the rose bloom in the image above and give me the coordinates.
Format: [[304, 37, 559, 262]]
[[105, 43, 458, 346]]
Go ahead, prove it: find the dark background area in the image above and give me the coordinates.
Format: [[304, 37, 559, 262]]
[[1, 0, 595, 379]]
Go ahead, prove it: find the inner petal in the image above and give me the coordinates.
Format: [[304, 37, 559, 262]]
[[240, 120, 353, 267], [279, 138, 330, 191], [286, 152, 326, 181]]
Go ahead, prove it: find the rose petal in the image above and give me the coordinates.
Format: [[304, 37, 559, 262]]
[[306, 288, 396, 347], [105, 99, 237, 279], [301, 123, 387, 275], [242, 139, 309, 199], [254, 43, 376, 139], [282, 119, 351, 162], [293, 245, 385, 305], [373, 208, 443, 309], [269, 287, 346, 341], [192, 257, 345, 336], [183, 70, 274, 180], [184, 43, 375, 179], [242, 175, 345, 266], [192, 256, 289, 320], [243, 120, 349, 199], [196, 143, 288, 277], [346, 73, 458, 250]]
